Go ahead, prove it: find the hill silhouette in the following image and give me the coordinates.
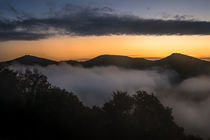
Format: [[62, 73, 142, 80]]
[[80, 55, 152, 69], [69, 53, 210, 78], [156, 53, 210, 78], [1, 53, 210, 79], [5, 55, 57, 66]]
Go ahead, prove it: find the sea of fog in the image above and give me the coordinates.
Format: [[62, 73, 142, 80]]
[[10, 63, 210, 138]]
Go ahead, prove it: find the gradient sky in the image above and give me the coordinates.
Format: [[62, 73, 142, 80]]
[[0, 0, 210, 61], [1, 0, 210, 20]]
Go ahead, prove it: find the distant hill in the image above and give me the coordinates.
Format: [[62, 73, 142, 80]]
[[156, 53, 210, 78], [1, 53, 210, 79], [80, 55, 152, 69], [77, 53, 210, 79], [5, 55, 57, 66]]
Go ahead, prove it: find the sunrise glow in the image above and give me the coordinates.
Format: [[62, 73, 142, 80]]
[[1, 35, 210, 61]]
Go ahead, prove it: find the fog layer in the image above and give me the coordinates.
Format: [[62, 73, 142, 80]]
[[10, 64, 210, 138]]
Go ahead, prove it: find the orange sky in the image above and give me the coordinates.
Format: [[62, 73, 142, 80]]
[[0, 35, 210, 61]]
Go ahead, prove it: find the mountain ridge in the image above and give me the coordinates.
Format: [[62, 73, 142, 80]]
[[6, 55, 58, 66], [1, 53, 210, 79], [1, 53, 209, 64]]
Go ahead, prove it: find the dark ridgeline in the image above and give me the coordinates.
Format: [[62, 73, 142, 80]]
[[76, 53, 210, 79], [6, 55, 58, 66], [79, 55, 151, 69], [0, 67, 203, 140], [2, 53, 210, 79]]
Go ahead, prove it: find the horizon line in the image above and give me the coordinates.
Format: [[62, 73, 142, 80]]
[[1, 53, 210, 62]]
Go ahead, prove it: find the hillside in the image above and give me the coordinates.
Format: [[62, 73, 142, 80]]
[[156, 53, 210, 78], [6, 55, 57, 66], [80, 55, 152, 69], [2, 53, 210, 79]]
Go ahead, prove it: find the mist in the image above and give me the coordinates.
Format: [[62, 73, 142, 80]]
[[10, 63, 174, 105], [9, 63, 210, 138]]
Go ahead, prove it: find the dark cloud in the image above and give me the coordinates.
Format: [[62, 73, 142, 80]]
[[173, 14, 195, 21], [0, 20, 51, 41], [0, 31, 50, 41], [1, 5, 210, 41]]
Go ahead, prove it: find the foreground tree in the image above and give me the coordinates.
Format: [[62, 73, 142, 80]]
[[100, 91, 186, 140]]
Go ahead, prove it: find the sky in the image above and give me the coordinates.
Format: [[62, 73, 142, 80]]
[[0, 0, 210, 61]]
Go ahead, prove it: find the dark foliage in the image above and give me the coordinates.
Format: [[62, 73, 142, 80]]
[[0, 68, 203, 140]]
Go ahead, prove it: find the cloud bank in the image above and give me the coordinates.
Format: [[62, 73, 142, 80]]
[[10, 64, 173, 105], [9, 63, 210, 138], [1, 5, 210, 41]]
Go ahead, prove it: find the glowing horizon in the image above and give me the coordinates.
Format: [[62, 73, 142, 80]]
[[0, 35, 210, 62]]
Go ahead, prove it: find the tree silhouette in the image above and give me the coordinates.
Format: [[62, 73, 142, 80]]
[[0, 68, 204, 140], [101, 90, 186, 140], [132, 91, 185, 140], [17, 69, 51, 103]]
